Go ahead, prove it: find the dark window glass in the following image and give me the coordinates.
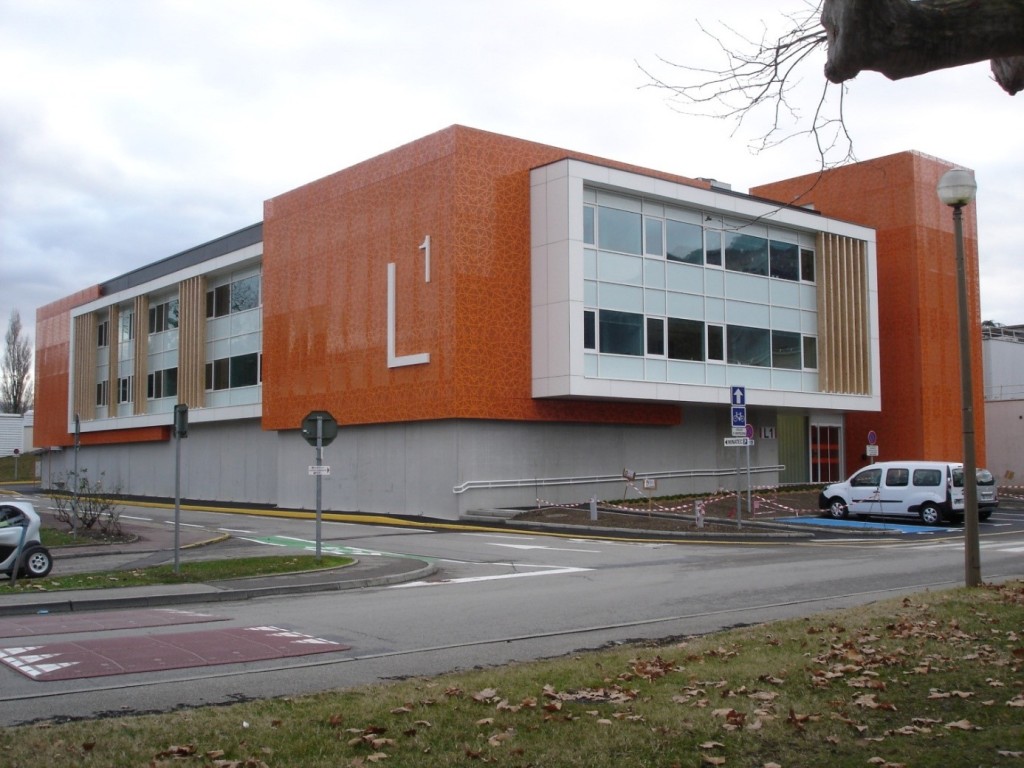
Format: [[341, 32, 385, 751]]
[[886, 468, 910, 487], [705, 230, 722, 267], [96, 381, 108, 406], [803, 337, 818, 369], [97, 321, 109, 348], [230, 353, 260, 388], [769, 241, 799, 281], [597, 207, 642, 255], [800, 248, 815, 282], [646, 317, 664, 355], [852, 467, 882, 487], [147, 372, 158, 399], [598, 310, 643, 356], [644, 218, 663, 256], [231, 276, 260, 313], [727, 325, 770, 366], [666, 219, 704, 264], [772, 330, 802, 369], [707, 325, 724, 361], [667, 318, 704, 361], [913, 469, 942, 487], [207, 285, 231, 318], [583, 206, 595, 245], [583, 310, 596, 350], [165, 367, 178, 397], [724, 232, 768, 275]]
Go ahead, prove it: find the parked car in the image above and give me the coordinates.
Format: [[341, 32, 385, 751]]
[[818, 460, 997, 526], [0, 501, 53, 578]]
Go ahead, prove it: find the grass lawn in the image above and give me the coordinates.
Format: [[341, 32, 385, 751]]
[[0, 581, 1021, 767]]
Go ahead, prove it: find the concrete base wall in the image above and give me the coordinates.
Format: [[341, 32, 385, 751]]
[[39, 406, 786, 520]]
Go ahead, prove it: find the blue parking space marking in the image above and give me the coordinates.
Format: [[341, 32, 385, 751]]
[[778, 517, 955, 534]]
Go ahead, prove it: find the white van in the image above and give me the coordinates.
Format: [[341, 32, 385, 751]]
[[818, 460, 997, 525]]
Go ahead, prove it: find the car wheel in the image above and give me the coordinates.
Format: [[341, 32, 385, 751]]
[[919, 504, 942, 526], [979, 509, 992, 521], [19, 546, 53, 578], [827, 498, 849, 519]]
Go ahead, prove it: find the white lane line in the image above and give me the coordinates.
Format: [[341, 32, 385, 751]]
[[120, 514, 153, 521], [390, 566, 592, 588], [489, 543, 602, 554]]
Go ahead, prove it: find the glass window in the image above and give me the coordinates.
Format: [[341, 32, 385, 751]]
[[705, 230, 722, 267], [148, 368, 178, 400], [771, 330, 802, 369], [597, 207, 642, 255], [851, 467, 882, 487], [148, 299, 179, 334], [769, 241, 799, 281], [724, 232, 768, 276], [118, 375, 133, 404], [886, 468, 910, 487], [727, 325, 770, 366], [97, 320, 109, 348], [912, 469, 942, 487], [119, 311, 134, 343], [803, 337, 818, 370], [646, 317, 665, 356], [583, 310, 596, 350], [644, 218, 663, 256], [583, 206, 595, 245], [598, 310, 643, 356], [666, 219, 704, 264], [800, 248, 815, 282], [667, 318, 704, 361], [96, 380, 108, 407], [707, 325, 724, 361], [230, 352, 260, 388], [231, 276, 260, 313]]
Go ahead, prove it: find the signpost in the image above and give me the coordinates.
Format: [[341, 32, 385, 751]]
[[302, 411, 338, 560], [172, 403, 188, 574], [726, 387, 749, 528], [867, 430, 879, 462]]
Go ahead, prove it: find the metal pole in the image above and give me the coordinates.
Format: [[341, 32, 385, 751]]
[[72, 413, 80, 537], [174, 424, 182, 574], [735, 447, 742, 526], [952, 203, 981, 587], [315, 416, 323, 561], [744, 442, 752, 530]]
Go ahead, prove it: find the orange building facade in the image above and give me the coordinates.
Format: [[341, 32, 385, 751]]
[[752, 150, 986, 471], [32, 127, 979, 518]]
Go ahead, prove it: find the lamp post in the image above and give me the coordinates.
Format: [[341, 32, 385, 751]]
[[936, 167, 981, 588]]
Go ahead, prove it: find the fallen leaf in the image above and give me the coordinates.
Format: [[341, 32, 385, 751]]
[[944, 719, 982, 731]]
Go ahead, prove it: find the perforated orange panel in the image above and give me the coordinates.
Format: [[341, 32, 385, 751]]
[[753, 151, 985, 468]]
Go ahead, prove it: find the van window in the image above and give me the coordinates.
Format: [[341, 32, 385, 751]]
[[886, 468, 909, 487], [976, 469, 995, 486], [913, 469, 942, 487], [952, 468, 964, 488], [851, 468, 882, 487]]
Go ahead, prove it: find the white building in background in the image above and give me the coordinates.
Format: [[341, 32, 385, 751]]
[[982, 324, 1024, 484]]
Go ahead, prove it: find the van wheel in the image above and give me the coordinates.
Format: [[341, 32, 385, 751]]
[[827, 498, 848, 519], [919, 504, 942, 526], [979, 509, 992, 521]]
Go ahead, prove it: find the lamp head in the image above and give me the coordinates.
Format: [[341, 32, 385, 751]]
[[937, 168, 977, 207]]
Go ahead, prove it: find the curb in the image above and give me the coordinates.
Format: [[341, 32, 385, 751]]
[[0, 560, 438, 618]]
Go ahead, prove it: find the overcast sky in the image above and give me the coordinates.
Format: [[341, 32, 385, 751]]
[[2, 0, 1021, 350]]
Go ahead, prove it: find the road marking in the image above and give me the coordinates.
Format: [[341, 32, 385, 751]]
[[120, 514, 153, 521], [240, 535, 430, 561], [390, 566, 592, 588], [489, 543, 601, 553]]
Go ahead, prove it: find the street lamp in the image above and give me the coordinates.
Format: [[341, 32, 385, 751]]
[[936, 167, 981, 588]]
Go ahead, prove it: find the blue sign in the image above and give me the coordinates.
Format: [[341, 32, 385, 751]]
[[731, 405, 746, 428], [731, 386, 745, 406]]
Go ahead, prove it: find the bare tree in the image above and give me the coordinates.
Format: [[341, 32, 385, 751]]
[[1, 310, 34, 414], [643, 0, 1024, 167]]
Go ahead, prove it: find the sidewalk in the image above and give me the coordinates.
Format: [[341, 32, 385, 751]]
[[0, 512, 436, 618]]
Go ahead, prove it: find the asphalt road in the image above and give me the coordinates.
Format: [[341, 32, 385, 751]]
[[0, 503, 1022, 727]]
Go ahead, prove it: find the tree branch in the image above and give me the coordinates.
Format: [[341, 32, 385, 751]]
[[822, 0, 1024, 92]]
